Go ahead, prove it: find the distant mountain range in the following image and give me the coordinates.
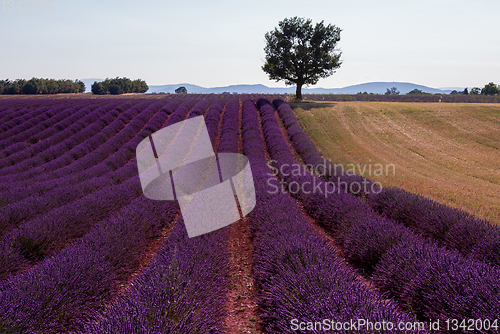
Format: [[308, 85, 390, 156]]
[[82, 79, 459, 95]]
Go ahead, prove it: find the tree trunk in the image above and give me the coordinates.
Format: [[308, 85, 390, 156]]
[[295, 83, 303, 100]]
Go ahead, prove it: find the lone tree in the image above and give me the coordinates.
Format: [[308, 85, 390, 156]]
[[262, 16, 342, 100], [175, 86, 187, 94], [385, 87, 400, 95]]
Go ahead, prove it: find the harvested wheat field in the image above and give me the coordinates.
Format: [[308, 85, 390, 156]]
[[293, 101, 500, 225]]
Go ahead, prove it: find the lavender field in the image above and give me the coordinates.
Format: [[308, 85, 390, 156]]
[[0, 96, 499, 333]]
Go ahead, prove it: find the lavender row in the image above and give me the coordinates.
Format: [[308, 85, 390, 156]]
[[187, 97, 212, 118], [0, 103, 61, 141], [205, 98, 226, 147], [79, 96, 230, 333], [333, 215, 500, 322], [0, 103, 26, 123], [273, 99, 500, 268], [0, 98, 62, 111], [0, 101, 93, 153], [0, 101, 117, 171], [273, 97, 368, 187], [369, 187, 500, 267], [0, 99, 90, 142], [0, 99, 181, 207], [0, 99, 158, 184], [0, 157, 136, 239], [0, 100, 150, 179], [273, 99, 326, 173], [0, 103, 100, 165], [79, 218, 229, 334], [0, 103, 68, 152], [2, 98, 190, 197], [257, 98, 500, 324], [0, 100, 48, 121], [0, 101, 103, 162], [0, 99, 201, 276], [217, 98, 240, 153], [0, 196, 179, 333], [242, 99, 423, 334], [42, 100, 162, 177], [274, 98, 378, 197], [0, 176, 145, 280], [0, 101, 131, 178], [0, 106, 17, 123]]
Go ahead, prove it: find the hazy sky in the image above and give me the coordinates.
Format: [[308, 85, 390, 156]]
[[1, 0, 499, 89]]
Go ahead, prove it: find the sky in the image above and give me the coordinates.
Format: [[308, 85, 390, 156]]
[[1, 0, 499, 89]]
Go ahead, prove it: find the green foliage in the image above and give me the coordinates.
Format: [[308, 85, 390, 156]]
[[0, 78, 85, 95], [481, 82, 500, 95], [470, 87, 481, 95], [175, 86, 187, 94], [91, 77, 149, 95], [407, 89, 423, 94], [91, 82, 104, 95], [385, 87, 400, 95], [262, 16, 342, 100], [108, 84, 123, 95]]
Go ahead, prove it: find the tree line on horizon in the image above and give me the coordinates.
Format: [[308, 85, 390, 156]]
[[407, 82, 500, 96], [0, 78, 85, 95], [91, 77, 148, 95], [369, 82, 500, 96]]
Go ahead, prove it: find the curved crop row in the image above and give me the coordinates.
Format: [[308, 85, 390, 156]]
[[0, 101, 131, 178], [243, 99, 424, 333], [257, 98, 500, 324], [0, 100, 182, 237], [0, 99, 182, 208], [0, 195, 179, 333], [369, 187, 500, 267], [274, 99, 500, 269], [0, 100, 150, 179], [0, 103, 62, 142], [0, 102, 102, 163], [0, 101, 116, 172], [80, 95, 231, 333], [0, 101, 93, 154], [0, 99, 199, 278], [80, 219, 229, 334]]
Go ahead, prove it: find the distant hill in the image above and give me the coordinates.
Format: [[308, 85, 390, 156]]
[[325, 82, 454, 95], [145, 82, 453, 95], [146, 83, 286, 94], [80, 80, 455, 94]]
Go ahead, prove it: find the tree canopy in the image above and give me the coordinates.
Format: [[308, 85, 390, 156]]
[[385, 87, 400, 95], [175, 86, 187, 94], [407, 88, 423, 94], [91, 77, 148, 95], [262, 16, 342, 100], [0, 78, 85, 95], [481, 82, 500, 95]]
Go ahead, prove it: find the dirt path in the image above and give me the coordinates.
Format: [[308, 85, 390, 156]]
[[224, 99, 262, 334]]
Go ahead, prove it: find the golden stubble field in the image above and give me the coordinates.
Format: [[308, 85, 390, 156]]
[[292, 101, 500, 225]]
